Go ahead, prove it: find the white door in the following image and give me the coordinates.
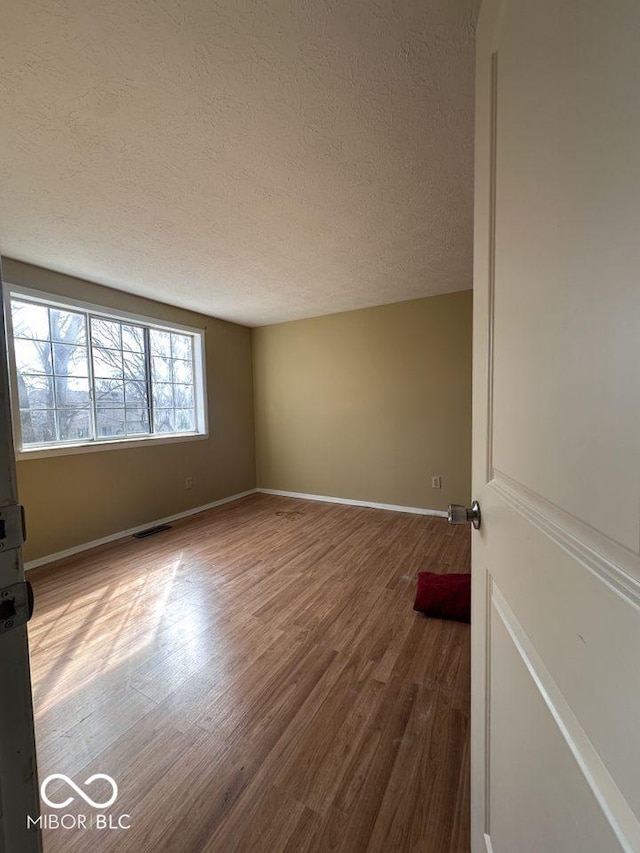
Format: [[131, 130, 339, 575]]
[[471, 1, 640, 851], [0, 269, 41, 852]]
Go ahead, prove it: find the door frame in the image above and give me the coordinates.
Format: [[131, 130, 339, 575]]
[[0, 261, 42, 852]]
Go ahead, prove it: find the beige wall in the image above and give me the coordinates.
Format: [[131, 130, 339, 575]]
[[253, 291, 473, 512], [4, 259, 256, 562], [7, 260, 470, 560]]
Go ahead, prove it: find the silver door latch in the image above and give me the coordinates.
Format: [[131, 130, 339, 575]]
[[0, 581, 34, 634], [448, 501, 481, 530], [0, 504, 26, 551]]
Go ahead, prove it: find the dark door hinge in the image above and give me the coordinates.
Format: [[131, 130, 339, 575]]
[[0, 504, 26, 552], [0, 581, 34, 634]]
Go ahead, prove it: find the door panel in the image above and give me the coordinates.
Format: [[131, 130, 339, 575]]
[[490, 0, 640, 552], [490, 603, 619, 853], [486, 496, 640, 814], [472, 1, 640, 850]]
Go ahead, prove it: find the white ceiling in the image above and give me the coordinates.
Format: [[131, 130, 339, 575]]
[[0, 0, 480, 327]]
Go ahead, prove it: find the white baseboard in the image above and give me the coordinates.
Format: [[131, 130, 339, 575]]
[[25, 487, 447, 571], [257, 488, 448, 518], [484, 834, 495, 853], [24, 488, 257, 571]]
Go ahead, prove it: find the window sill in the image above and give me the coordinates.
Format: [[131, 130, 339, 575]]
[[16, 431, 209, 461]]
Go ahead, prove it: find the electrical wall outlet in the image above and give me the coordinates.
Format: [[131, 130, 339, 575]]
[[431, 476, 442, 489], [185, 477, 193, 490]]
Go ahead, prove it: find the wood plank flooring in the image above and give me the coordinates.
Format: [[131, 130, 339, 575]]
[[27, 493, 471, 853]]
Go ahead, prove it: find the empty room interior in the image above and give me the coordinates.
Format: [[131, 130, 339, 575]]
[[1, 0, 477, 842], [3, 0, 636, 852]]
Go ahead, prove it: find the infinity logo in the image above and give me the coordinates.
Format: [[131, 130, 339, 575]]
[[40, 774, 119, 810]]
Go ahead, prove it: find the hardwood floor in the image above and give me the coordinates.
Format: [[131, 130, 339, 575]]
[[28, 493, 471, 853]]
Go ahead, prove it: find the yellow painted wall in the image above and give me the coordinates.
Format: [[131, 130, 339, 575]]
[[253, 291, 472, 512], [4, 259, 256, 562]]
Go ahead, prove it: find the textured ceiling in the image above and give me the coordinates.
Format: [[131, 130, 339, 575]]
[[0, 0, 480, 326]]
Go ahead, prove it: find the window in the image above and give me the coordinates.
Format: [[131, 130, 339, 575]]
[[6, 287, 207, 455]]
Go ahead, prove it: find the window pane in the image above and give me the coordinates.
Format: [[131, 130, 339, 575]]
[[15, 339, 52, 374], [151, 356, 171, 382], [96, 408, 126, 438], [172, 359, 193, 384], [124, 380, 148, 406], [173, 384, 194, 408], [174, 409, 195, 432], [171, 334, 192, 360], [91, 318, 122, 349], [17, 375, 54, 410], [11, 301, 49, 340], [125, 408, 150, 435], [152, 382, 173, 408], [121, 324, 145, 353], [92, 347, 123, 378], [50, 309, 86, 345], [57, 409, 92, 442], [55, 377, 90, 409], [20, 409, 56, 444], [53, 343, 89, 377], [150, 330, 171, 357], [94, 379, 125, 407], [154, 409, 175, 433], [123, 352, 146, 380], [11, 295, 203, 450]]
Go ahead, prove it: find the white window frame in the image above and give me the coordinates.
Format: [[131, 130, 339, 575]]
[[4, 284, 209, 460]]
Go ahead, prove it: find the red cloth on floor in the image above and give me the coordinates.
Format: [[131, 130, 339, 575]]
[[413, 572, 471, 623]]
